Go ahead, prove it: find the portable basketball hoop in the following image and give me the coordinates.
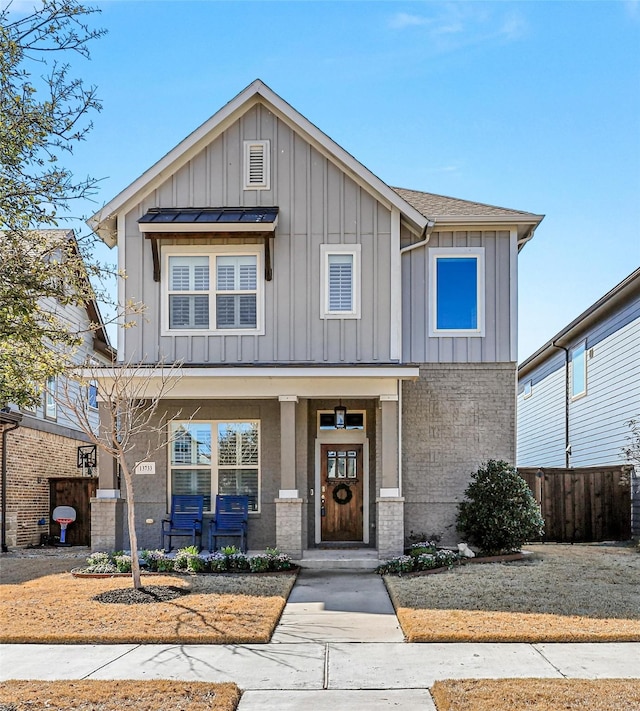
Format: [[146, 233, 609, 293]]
[[52, 505, 76, 545]]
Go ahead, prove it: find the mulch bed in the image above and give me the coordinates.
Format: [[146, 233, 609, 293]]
[[93, 585, 191, 604]]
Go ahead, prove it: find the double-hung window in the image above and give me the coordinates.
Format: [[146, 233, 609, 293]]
[[168, 256, 210, 330], [169, 421, 260, 512], [429, 247, 485, 336], [320, 244, 361, 319], [164, 247, 262, 334]]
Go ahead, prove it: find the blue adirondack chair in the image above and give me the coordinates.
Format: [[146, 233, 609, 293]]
[[208, 495, 249, 552], [162, 494, 204, 552]]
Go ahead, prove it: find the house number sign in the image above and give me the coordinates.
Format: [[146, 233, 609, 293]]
[[135, 462, 156, 475]]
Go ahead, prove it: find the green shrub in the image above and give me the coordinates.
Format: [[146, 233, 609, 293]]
[[84, 551, 117, 574], [248, 554, 271, 573], [114, 553, 132, 573], [456, 459, 544, 555], [174, 547, 206, 574]]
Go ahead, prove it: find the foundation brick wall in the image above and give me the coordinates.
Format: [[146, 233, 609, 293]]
[[0, 425, 88, 547], [402, 362, 516, 546]]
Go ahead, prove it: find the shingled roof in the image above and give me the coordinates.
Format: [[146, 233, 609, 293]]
[[392, 187, 541, 220]]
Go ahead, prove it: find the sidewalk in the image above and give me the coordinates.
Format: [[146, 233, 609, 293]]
[[1, 569, 639, 710]]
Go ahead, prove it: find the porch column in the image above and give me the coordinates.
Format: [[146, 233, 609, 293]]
[[91, 401, 124, 551], [377, 393, 404, 559], [276, 396, 303, 558]]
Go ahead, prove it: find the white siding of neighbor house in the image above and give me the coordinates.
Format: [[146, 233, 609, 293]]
[[121, 103, 396, 365], [517, 294, 640, 468], [401, 229, 516, 363], [21, 298, 106, 435]]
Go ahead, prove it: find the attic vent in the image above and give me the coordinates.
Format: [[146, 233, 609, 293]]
[[244, 140, 270, 190]]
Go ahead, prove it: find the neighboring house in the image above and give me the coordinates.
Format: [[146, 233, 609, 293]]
[[88, 80, 543, 559], [517, 268, 640, 533], [0, 229, 114, 548]]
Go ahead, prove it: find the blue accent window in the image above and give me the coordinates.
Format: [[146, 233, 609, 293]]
[[436, 257, 478, 330]]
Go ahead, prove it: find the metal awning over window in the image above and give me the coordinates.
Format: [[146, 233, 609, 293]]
[[138, 207, 278, 232], [138, 207, 279, 282]]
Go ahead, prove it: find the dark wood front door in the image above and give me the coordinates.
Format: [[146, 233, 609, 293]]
[[320, 444, 363, 541], [49, 478, 96, 546]]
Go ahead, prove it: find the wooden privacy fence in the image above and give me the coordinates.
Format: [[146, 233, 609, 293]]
[[518, 466, 632, 543]]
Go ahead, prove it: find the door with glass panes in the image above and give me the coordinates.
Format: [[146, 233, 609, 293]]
[[320, 444, 363, 541]]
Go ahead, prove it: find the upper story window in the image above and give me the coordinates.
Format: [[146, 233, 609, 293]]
[[571, 340, 587, 399], [320, 244, 361, 319], [88, 383, 98, 409], [45, 376, 57, 420], [243, 140, 270, 190], [164, 246, 263, 335], [523, 380, 533, 399], [429, 247, 485, 337]]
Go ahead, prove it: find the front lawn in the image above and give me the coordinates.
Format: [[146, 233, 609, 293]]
[[385, 543, 640, 642], [431, 679, 640, 711], [0, 680, 240, 711], [0, 571, 296, 644]]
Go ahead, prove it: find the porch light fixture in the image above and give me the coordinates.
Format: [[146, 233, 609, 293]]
[[334, 404, 347, 429]]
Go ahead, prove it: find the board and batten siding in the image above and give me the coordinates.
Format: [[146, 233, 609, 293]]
[[517, 296, 640, 468], [401, 229, 516, 363], [121, 103, 396, 365]]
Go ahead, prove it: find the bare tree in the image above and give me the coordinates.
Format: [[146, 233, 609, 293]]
[[58, 360, 184, 589]]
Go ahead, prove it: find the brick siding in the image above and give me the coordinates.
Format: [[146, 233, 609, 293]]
[[402, 363, 516, 546], [0, 425, 87, 547]]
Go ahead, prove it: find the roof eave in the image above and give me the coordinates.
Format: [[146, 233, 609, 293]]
[[518, 267, 640, 375]]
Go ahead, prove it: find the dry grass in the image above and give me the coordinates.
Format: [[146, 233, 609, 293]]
[[0, 558, 296, 644], [0, 680, 240, 711], [385, 543, 640, 643], [430, 679, 640, 711]]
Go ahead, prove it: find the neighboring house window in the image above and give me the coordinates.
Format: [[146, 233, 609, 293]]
[[164, 247, 263, 334], [88, 383, 98, 409], [45, 376, 57, 420], [243, 140, 270, 190], [429, 248, 485, 336], [523, 381, 533, 399], [320, 244, 361, 319], [571, 340, 587, 399], [169, 421, 260, 512]]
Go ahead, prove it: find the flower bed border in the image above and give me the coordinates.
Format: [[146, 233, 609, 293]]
[[396, 551, 527, 578], [71, 566, 300, 579]]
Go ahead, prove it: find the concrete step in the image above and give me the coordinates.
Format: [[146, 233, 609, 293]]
[[294, 549, 380, 570]]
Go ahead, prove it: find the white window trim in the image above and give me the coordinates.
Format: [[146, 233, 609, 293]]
[[523, 380, 533, 399], [320, 244, 361, 319], [571, 340, 587, 401], [428, 247, 485, 337], [243, 140, 270, 191], [162, 244, 265, 336], [168, 420, 261, 514]]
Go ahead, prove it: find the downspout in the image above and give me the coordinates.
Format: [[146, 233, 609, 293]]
[[1, 413, 23, 553], [552, 341, 570, 468], [399, 219, 436, 255]]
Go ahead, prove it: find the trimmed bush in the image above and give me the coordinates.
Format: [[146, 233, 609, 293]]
[[456, 459, 544, 555]]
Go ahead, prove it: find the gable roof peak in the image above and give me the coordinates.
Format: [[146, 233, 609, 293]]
[[89, 82, 428, 246]]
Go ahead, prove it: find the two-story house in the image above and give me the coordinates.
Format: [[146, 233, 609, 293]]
[[0, 229, 114, 549], [89, 80, 543, 559], [517, 268, 640, 536]]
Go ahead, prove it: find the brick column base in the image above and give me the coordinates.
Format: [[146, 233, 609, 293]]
[[376, 497, 405, 560], [90, 497, 124, 552], [275, 498, 303, 558]]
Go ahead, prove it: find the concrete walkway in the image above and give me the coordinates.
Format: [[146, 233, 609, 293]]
[[1, 569, 640, 710]]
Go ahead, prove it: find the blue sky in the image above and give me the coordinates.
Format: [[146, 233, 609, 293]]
[[9, 0, 640, 361]]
